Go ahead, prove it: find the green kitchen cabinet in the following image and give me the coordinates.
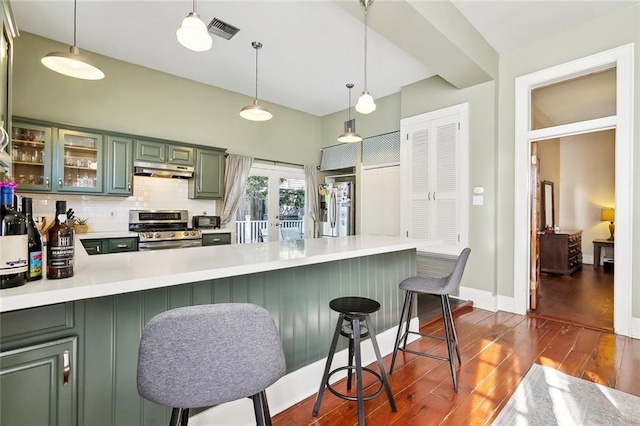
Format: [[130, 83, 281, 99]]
[[188, 148, 225, 199], [10, 121, 54, 191], [0, 336, 77, 426], [81, 237, 138, 255], [106, 136, 133, 195], [202, 232, 231, 246], [134, 139, 194, 166], [56, 129, 104, 194]]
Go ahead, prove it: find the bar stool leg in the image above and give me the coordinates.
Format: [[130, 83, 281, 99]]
[[390, 290, 412, 374], [352, 317, 365, 426], [402, 292, 416, 349], [312, 313, 346, 417], [445, 295, 462, 363], [440, 295, 458, 392], [364, 315, 397, 412], [346, 332, 354, 391]]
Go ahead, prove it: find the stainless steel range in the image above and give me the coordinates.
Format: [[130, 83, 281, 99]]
[[129, 210, 202, 251]]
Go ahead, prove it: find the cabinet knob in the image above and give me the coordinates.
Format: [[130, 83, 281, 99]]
[[197, 186, 201, 192], [59, 178, 63, 186], [128, 181, 131, 191], [116, 243, 127, 248], [45, 177, 50, 188]]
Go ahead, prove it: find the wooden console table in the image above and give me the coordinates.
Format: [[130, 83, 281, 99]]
[[593, 239, 614, 269]]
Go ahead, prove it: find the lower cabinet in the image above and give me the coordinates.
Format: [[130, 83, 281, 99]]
[[0, 336, 77, 426], [81, 237, 138, 255], [202, 232, 231, 246]]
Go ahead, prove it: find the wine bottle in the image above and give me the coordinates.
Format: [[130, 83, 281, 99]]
[[0, 184, 28, 289], [47, 200, 75, 279], [22, 197, 43, 281]]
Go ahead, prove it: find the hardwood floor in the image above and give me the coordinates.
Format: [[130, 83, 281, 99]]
[[531, 264, 614, 331], [273, 307, 640, 426]]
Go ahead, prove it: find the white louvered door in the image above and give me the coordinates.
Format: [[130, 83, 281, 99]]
[[401, 104, 467, 251]]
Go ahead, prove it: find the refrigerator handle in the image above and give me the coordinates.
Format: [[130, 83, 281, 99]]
[[329, 190, 337, 228]]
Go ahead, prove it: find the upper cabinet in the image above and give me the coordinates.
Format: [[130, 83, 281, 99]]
[[11, 122, 53, 191], [106, 135, 133, 195], [56, 129, 104, 194], [188, 148, 225, 199], [134, 139, 194, 166]]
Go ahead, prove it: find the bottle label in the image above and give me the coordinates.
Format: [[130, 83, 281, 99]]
[[0, 235, 29, 276], [29, 250, 43, 278], [48, 244, 75, 268]]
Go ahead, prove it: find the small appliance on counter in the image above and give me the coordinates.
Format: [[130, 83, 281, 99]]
[[192, 215, 221, 229]]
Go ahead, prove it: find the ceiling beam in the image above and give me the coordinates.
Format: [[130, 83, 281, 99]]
[[334, 0, 498, 89]]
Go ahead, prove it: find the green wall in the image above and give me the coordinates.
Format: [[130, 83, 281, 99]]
[[496, 3, 640, 310], [13, 32, 322, 166]]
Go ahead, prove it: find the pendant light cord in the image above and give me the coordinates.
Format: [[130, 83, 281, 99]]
[[255, 46, 259, 100], [363, 1, 368, 91], [73, 0, 77, 47]]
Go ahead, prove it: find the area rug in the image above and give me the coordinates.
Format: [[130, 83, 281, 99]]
[[492, 363, 640, 425]]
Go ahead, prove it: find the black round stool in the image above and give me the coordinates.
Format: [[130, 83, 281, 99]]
[[312, 297, 397, 426]]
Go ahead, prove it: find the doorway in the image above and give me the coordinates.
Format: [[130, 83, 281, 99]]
[[513, 44, 634, 337], [531, 130, 615, 330], [234, 163, 306, 244]]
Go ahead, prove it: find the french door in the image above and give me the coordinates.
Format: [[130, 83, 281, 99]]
[[236, 163, 306, 243]]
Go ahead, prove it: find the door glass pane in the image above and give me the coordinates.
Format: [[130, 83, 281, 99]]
[[235, 175, 269, 244], [63, 133, 98, 188], [531, 67, 616, 130], [11, 125, 47, 188], [279, 178, 305, 241]]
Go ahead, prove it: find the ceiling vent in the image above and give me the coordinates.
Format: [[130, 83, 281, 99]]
[[207, 18, 240, 40]]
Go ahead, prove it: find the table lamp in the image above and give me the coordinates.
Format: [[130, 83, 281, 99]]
[[600, 208, 615, 241]]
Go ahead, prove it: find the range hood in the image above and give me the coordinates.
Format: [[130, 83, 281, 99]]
[[133, 161, 194, 179]]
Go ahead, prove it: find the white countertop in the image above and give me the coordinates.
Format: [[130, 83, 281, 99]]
[[0, 235, 429, 313]]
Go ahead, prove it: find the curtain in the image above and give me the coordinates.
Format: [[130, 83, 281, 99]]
[[220, 154, 254, 226], [304, 165, 319, 238]]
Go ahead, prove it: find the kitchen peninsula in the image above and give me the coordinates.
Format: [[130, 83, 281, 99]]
[[0, 235, 425, 426]]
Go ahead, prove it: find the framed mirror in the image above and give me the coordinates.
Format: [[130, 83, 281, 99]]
[[541, 180, 555, 229]]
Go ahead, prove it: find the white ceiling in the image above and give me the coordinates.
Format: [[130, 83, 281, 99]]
[[10, 0, 637, 117]]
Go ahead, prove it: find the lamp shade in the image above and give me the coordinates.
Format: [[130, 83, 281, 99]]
[[600, 208, 615, 222], [337, 119, 362, 143], [239, 99, 273, 122], [355, 91, 376, 114], [41, 46, 105, 80], [176, 12, 212, 52]]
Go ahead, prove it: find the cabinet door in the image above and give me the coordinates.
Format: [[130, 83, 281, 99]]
[[167, 144, 194, 166], [0, 336, 77, 426], [56, 129, 104, 194], [189, 149, 225, 199], [81, 239, 103, 255], [106, 136, 133, 195], [134, 139, 165, 163], [104, 237, 138, 253], [11, 122, 54, 191]]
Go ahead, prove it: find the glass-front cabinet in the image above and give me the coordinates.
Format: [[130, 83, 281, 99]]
[[11, 122, 104, 194], [11, 122, 53, 191], [56, 129, 103, 193]]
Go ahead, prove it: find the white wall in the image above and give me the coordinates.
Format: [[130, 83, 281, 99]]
[[558, 129, 615, 260], [18, 177, 219, 233]]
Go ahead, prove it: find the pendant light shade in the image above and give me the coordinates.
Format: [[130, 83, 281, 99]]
[[240, 41, 272, 122], [176, 10, 212, 52], [41, 0, 104, 80], [337, 84, 362, 143], [355, 0, 376, 114]]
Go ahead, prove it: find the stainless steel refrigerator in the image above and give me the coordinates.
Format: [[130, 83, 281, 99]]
[[318, 182, 355, 237]]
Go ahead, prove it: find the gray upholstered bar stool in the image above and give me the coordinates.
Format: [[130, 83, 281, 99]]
[[312, 296, 397, 426], [136, 303, 286, 426], [389, 248, 471, 392]]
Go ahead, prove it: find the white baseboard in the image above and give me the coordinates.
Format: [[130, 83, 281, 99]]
[[497, 295, 515, 313], [190, 317, 419, 426], [459, 286, 497, 312]]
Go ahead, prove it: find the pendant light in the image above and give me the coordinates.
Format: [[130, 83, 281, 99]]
[[337, 84, 362, 143], [240, 41, 273, 122], [40, 0, 105, 80], [355, 0, 376, 114], [176, 0, 212, 52]]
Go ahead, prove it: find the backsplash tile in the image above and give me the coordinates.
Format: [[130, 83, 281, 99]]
[[18, 176, 218, 232]]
